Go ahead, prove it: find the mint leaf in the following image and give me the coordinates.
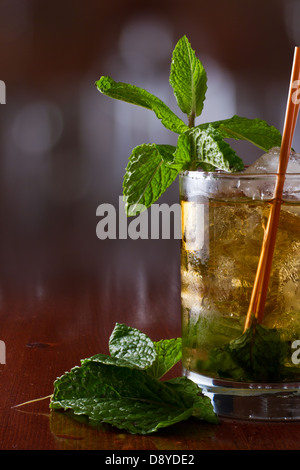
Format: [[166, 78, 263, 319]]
[[81, 353, 143, 370], [169, 35, 207, 123], [50, 323, 217, 434], [81, 338, 182, 379], [123, 143, 178, 216], [198, 115, 282, 151], [50, 361, 216, 434], [228, 323, 290, 381], [147, 338, 182, 379], [84, 332, 182, 379], [171, 126, 244, 172], [164, 376, 218, 424], [108, 323, 156, 369], [199, 323, 292, 382], [96, 76, 188, 134]]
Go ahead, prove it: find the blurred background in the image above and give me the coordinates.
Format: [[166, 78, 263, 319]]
[[0, 0, 299, 319]]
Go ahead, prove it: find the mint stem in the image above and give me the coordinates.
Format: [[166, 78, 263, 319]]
[[188, 112, 195, 128]]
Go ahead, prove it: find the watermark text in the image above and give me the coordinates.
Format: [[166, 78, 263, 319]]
[[96, 197, 181, 240], [291, 340, 300, 365], [0, 341, 5, 364], [0, 80, 6, 104]]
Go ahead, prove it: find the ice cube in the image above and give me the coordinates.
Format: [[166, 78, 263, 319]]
[[241, 147, 300, 200], [245, 147, 300, 174]]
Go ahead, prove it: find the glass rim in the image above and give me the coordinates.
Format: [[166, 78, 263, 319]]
[[179, 170, 300, 179]]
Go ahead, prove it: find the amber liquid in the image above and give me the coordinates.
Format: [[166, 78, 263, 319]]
[[181, 197, 300, 381]]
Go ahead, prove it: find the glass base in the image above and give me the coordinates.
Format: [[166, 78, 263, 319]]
[[183, 368, 300, 421]]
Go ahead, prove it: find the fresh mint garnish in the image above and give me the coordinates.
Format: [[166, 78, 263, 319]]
[[50, 323, 218, 434], [96, 35, 282, 215]]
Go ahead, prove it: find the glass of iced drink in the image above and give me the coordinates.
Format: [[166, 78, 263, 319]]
[[180, 148, 300, 420]]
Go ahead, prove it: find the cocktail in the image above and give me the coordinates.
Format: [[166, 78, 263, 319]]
[[92, 36, 300, 425], [180, 150, 300, 419]]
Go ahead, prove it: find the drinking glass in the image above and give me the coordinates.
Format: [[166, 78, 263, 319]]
[[180, 170, 300, 420]]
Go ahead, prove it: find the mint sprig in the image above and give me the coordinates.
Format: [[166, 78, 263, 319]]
[[96, 35, 282, 215], [50, 323, 218, 434]]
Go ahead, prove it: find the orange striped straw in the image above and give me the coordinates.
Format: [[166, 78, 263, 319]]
[[244, 46, 300, 331]]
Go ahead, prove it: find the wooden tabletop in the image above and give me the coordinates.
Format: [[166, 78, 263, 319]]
[[1, 211, 300, 452]]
